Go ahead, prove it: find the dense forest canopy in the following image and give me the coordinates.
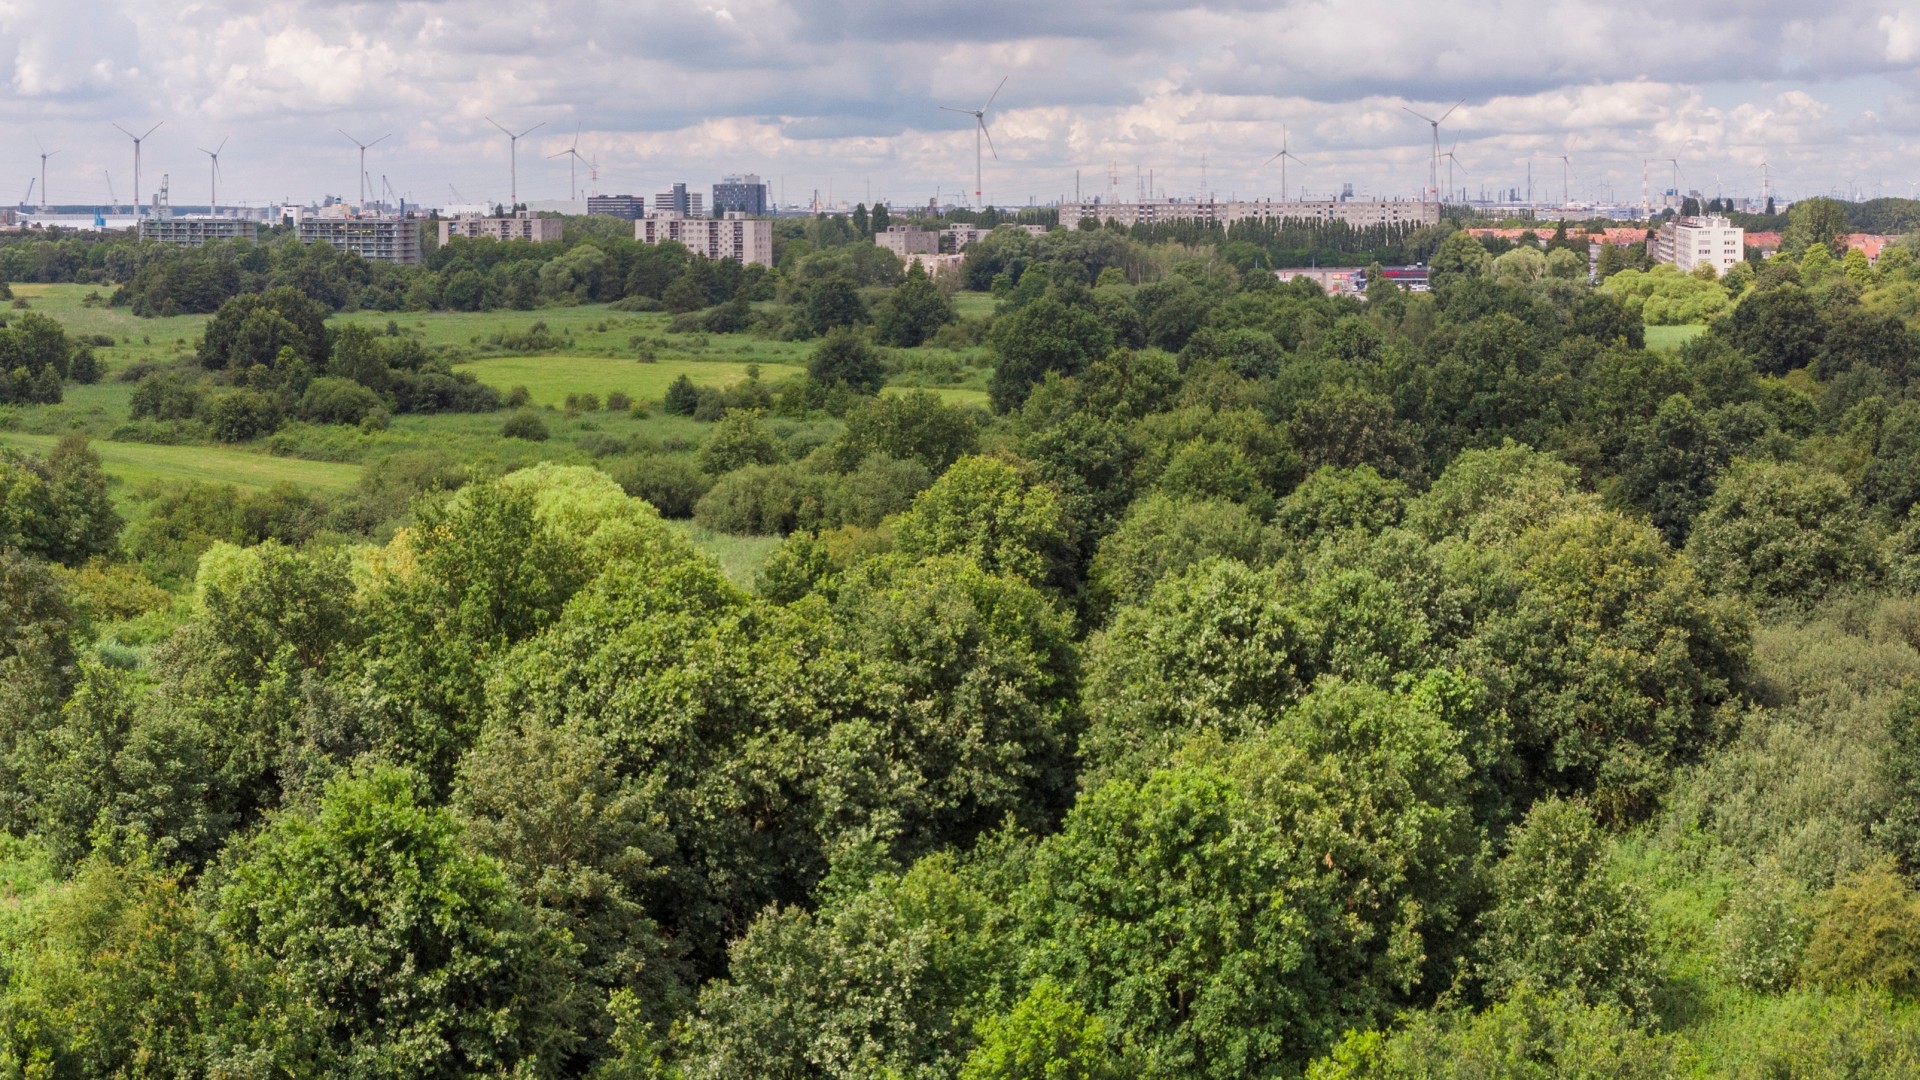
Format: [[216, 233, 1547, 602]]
[[5, 200, 1920, 1074]]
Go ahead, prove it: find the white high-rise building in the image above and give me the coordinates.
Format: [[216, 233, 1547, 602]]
[[1656, 214, 1745, 276], [637, 211, 772, 267]]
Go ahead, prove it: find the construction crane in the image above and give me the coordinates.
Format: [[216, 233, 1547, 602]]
[[104, 171, 118, 214], [20, 178, 33, 210]]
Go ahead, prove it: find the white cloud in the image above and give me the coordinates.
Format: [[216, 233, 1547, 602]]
[[0, 0, 1914, 208]]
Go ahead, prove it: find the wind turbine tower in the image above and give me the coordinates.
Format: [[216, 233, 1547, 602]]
[[1266, 127, 1305, 201], [1560, 154, 1570, 206], [487, 117, 546, 209], [197, 138, 226, 217], [548, 126, 589, 202], [338, 130, 391, 212], [940, 77, 1007, 209], [111, 121, 163, 218], [1401, 101, 1463, 203], [1441, 145, 1468, 204], [35, 142, 58, 214]]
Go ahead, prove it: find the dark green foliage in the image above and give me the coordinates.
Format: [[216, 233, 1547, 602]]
[[196, 286, 328, 371], [874, 261, 956, 347], [692, 463, 813, 535], [500, 408, 551, 440], [296, 375, 384, 425], [663, 373, 700, 415], [0, 435, 119, 565], [0, 311, 76, 404], [609, 454, 712, 518], [123, 480, 325, 587], [987, 294, 1114, 413], [832, 389, 981, 471], [696, 409, 781, 475], [806, 327, 886, 394], [1877, 685, 1920, 876], [1685, 460, 1875, 603], [207, 388, 282, 442], [801, 276, 870, 337]]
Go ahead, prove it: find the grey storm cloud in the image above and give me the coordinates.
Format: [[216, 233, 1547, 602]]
[[1, 0, 1916, 209]]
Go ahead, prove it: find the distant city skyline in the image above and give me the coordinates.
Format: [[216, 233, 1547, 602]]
[[4, 0, 1919, 211]]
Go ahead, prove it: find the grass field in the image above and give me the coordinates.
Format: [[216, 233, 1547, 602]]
[[455, 354, 804, 407], [0, 431, 361, 495], [1646, 323, 1707, 352]]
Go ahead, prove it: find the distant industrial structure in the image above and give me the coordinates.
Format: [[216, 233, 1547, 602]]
[[636, 212, 772, 267], [586, 194, 645, 220], [653, 182, 704, 218], [1655, 214, 1745, 276], [299, 214, 422, 265], [438, 212, 564, 245], [711, 174, 770, 217], [138, 216, 259, 246], [1059, 197, 1439, 230]]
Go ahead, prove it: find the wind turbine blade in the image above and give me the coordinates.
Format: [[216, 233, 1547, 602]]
[[487, 117, 512, 137], [215, 137, 227, 155], [980, 120, 998, 161], [518, 122, 546, 138], [548, 149, 571, 159], [1401, 106, 1436, 125], [981, 75, 1008, 112], [939, 105, 974, 115], [370, 133, 391, 148], [142, 122, 162, 139], [113, 122, 134, 139], [1266, 151, 1284, 164], [1436, 100, 1464, 124]]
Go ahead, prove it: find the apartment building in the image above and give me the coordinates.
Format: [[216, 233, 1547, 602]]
[[1655, 214, 1746, 276], [654, 183, 704, 218], [587, 195, 645, 220], [636, 212, 773, 267], [139, 216, 260, 246], [876, 225, 939, 257], [298, 217, 421, 265], [438, 212, 564, 245]]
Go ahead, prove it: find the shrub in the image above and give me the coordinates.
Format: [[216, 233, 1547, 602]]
[[609, 455, 712, 518], [505, 385, 532, 408], [297, 376, 385, 426], [1803, 857, 1920, 993], [208, 390, 283, 443], [807, 328, 885, 394], [697, 410, 781, 475], [500, 409, 550, 441], [663, 374, 700, 416], [605, 391, 632, 412], [693, 464, 815, 535]]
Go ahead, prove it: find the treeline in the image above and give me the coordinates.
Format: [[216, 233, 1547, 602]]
[[12, 211, 1920, 1075]]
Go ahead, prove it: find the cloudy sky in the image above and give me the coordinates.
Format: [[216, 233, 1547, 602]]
[[4, 0, 1920, 212]]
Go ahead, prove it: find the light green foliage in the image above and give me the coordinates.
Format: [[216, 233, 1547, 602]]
[[893, 455, 1074, 588], [1271, 465, 1408, 546], [1019, 676, 1480, 1079], [1599, 264, 1733, 324], [1475, 798, 1657, 1013], [0, 852, 238, 1077], [1308, 989, 1692, 1079], [1087, 493, 1262, 614], [214, 764, 576, 1077], [685, 853, 1015, 1079], [1685, 460, 1876, 603], [960, 980, 1134, 1080], [697, 408, 782, 475], [1803, 857, 1920, 994], [1715, 860, 1815, 992]]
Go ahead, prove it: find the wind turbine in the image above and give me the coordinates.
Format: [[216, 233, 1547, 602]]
[[1560, 154, 1571, 206], [940, 76, 1007, 209], [35, 141, 58, 214], [111, 121, 163, 218], [487, 117, 546, 210], [337, 130, 390, 212], [548, 125, 589, 202], [1402, 100, 1463, 202], [1441, 144, 1468, 204], [1265, 126, 1305, 201], [197, 138, 226, 216]]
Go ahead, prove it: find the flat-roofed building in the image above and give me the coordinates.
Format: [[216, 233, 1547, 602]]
[[654, 183, 704, 218], [636, 211, 772, 267], [139, 216, 259, 246], [1656, 214, 1744, 276], [876, 225, 938, 257], [1059, 198, 1438, 230], [945, 222, 1049, 251], [587, 194, 645, 220], [438, 212, 564, 245], [712, 174, 770, 217], [299, 216, 422, 265]]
